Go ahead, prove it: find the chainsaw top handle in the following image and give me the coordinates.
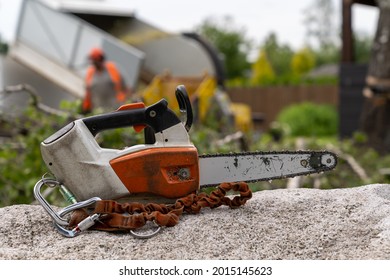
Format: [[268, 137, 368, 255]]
[[82, 85, 192, 136]]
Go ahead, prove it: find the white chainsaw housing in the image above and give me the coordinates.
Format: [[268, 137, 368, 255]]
[[41, 119, 194, 201]]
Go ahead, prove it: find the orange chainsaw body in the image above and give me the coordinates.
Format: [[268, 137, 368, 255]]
[[110, 147, 199, 198]]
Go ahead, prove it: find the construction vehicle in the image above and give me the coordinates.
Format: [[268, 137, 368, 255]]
[[141, 71, 252, 133]]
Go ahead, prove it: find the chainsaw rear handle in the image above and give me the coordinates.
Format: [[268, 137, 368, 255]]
[[82, 85, 193, 136], [83, 99, 180, 136]]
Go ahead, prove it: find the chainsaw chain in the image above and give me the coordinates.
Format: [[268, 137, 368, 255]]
[[198, 150, 338, 188]]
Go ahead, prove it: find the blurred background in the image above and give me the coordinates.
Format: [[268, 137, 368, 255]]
[[1, 0, 389, 206]]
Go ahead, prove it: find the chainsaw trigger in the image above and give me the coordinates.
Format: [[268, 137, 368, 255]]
[[133, 124, 146, 133], [116, 102, 147, 132], [116, 102, 145, 111]]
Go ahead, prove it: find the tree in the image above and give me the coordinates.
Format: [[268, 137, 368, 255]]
[[196, 16, 252, 80], [354, 32, 373, 64], [291, 47, 316, 76], [262, 33, 294, 78], [303, 0, 340, 67], [250, 49, 275, 85], [303, 0, 338, 50]]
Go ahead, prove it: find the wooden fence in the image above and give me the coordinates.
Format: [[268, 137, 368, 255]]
[[227, 85, 339, 131]]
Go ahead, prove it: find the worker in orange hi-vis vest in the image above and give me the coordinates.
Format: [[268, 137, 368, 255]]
[[82, 47, 129, 113]]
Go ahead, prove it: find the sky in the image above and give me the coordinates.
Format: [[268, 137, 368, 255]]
[[0, 0, 379, 51]]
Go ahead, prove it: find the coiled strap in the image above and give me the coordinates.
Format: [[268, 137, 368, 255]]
[[69, 182, 252, 231]]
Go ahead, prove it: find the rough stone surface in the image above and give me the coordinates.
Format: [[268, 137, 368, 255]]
[[1, 184, 390, 260]]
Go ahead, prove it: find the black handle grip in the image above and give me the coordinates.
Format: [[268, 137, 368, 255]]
[[175, 85, 193, 132], [82, 99, 181, 136]]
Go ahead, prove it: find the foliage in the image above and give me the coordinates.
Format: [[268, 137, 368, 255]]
[[275, 102, 338, 137], [196, 16, 252, 80], [250, 49, 275, 86], [291, 47, 316, 76], [194, 0, 373, 88], [354, 32, 373, 64], [311, 43, 340, 67], [261, 33, 294, 78], [301, 0, 371, 67], [303, 0, 338, 50], [195, 3, 372, 88], [245, 33, 338, 87], [0, 107, 66, 205], [299, 0, 340, 79]]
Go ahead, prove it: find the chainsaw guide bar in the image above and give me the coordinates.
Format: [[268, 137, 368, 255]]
[[199, 150, 337, 188]]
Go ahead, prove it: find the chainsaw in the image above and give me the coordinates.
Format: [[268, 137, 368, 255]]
[[34, 85, 337, 238]]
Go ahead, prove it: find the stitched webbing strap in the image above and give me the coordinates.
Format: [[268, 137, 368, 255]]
[[69, 182, 252, 231]]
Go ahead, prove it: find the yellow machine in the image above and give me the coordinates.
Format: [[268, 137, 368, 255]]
[[141, 72, 253, 133]]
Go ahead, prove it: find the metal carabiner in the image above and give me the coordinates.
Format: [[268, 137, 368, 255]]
[[55, 199, 161, 238], [54, 197, 102, 238], [34, 178, 101, 237], [34, 178, 161, 238], [33, 178, 70, 226]]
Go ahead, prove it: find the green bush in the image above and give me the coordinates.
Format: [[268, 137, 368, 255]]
[[0, 106, 65, 206], [275, 102, 338, 137]]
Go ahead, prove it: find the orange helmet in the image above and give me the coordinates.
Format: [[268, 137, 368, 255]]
[[88, 47, 104, 61]]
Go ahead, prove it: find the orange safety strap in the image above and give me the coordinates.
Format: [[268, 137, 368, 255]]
[[69, 182, 252, 231]]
